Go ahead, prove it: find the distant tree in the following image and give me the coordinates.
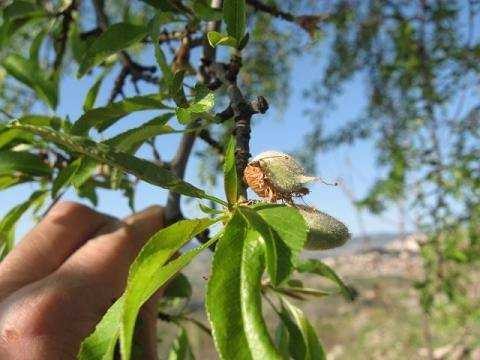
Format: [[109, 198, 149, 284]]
[[300, 0, 480, 354], [0, 0, 355, 359]]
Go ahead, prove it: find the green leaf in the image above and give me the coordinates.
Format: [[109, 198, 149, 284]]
[[280, 299, 326, 360], [164, 273, 192, 299], [193, 1, 223, 21], [0, 226, 15, 261], [8, 122, 227, 204], [0, 128, 33, 149], [30, 29, 47, 64], [120, 218, 219, 359], [296, 259, 354, 301], [274, 286, 331, 300], [251, 204, 308, 284], [150, 13, 174, 86], [223, 0, 246, 42], [0, 175, 25, 190], [70, 22, 95, 65], [190, 91, 215, 113], [140, 0, 178, 11], [83, 73, 106, 111], [77, 22, 148, 78], [241, 229, 281, 359], [256, 205, 308, 254], [176, 92, 215, 124], [0, 150, 50, 176], [198, 202, 223, 215], [16, 115, 64, 129], [168, 327, 195, 360], [223, 136, 238, 205], [77, 182, 99, 206], [274, 320, 290, 359], [0, 191, 47, 255], [71, 157, 97, 188], [175, 108, 192, 124], [80, 219, 218, 360], [207, 213, 251, 359], [207, 31, 237, 48], [51, 158, 83, 198], [207, 212, 281, 360], [3, 1, 45, 21], [278, 305, 306, 360], [239, 206, 279, 285], [72, 93, 168, 135], [170, 70, 187, 107], [104, 113, 174, 153], [78, 296, 124, 360], [2, 54, 58, 109]]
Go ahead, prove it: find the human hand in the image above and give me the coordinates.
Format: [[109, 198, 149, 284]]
[[0, 202, 164, 359]]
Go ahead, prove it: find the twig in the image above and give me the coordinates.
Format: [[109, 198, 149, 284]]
[[198, 129, 224, 154], [158, 312, 212, 336], [165, 125, 198, 223], [41, 191, 65, 218], [210, 56, 269, 198], [246, 0, 330, 36], [92, 0, 158, 100], [53, 0, 77, 70], [0, 108, 14, 119], [247, 0, 295, 21], [109, 66, 128, 102]]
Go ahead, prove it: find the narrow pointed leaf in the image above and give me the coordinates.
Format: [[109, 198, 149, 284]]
[[51, 157, 83, 198], [223, 0, 246, 42], [83, 73, 106, 111], [0, 128, 33, 149], [104, 113, 174, 153], [207, 213, 281, 360], [0, 150, 51, 176], [2, 54, 58, 108], [248, 204, 308, 284], [72, 93, 168, 135], [0, 191, 47, 255], [254, 204, 308, 256], [120, 218, 219, 359], [8, 123, 226, 204], [193, 2, 223, 21], [296, 259, 354, 301], [77, 23, 149, 77], [281, 299, 326, 360], [223, 136, 237, 205], [207, 212, 251, 360], [77, 296, 124, 360], [239, 207, 279, 285], [3, 1, 45, 20], [150, 14, 173, 86], [241, 230, 282, 359], [168, 327, 195, 360]]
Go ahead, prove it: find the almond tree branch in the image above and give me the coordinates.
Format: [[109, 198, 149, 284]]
[[246, 0, 330, 36], [53, 0, 77, 70], [164, 0, 223, 224], [198, 129, 224, 154]]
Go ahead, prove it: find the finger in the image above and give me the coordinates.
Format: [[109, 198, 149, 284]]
[[57, 206, 164, 310], [0, 202, 111, 299]]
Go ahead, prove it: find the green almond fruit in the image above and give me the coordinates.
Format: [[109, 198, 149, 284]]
[[297, 205, 350, 250]]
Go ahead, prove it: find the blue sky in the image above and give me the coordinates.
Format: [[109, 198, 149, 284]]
[[1, 41, 409, 239]]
